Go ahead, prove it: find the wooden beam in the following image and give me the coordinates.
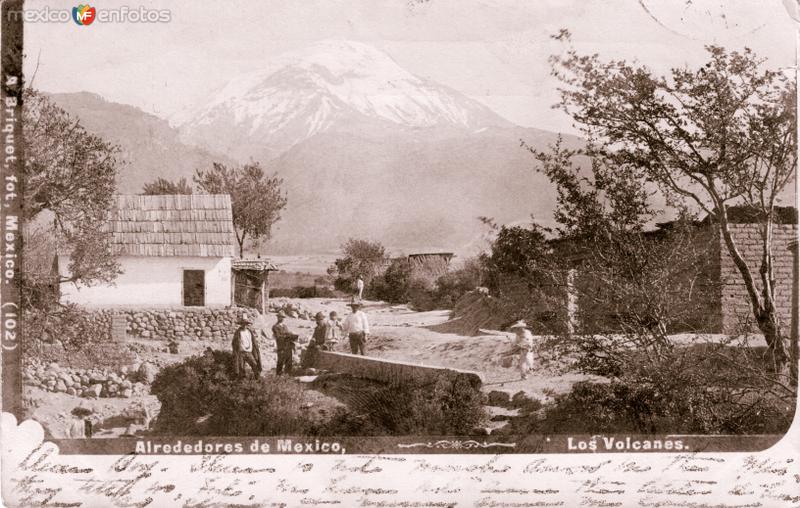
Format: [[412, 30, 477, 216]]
[[260, 276, 266, 315], [231, 270, 236, 308]]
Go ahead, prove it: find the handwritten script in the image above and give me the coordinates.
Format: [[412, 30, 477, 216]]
[[5, 442, 800, 507]]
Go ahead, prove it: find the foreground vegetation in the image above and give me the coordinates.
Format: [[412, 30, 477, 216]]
[[151, 351, 488, 436]]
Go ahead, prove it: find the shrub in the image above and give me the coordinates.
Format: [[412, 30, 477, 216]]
[[507, 346, 796, 435], [22, 305, 137, 369], [318, 374, 487, 436], [151, 350, 312, 436], [530, 379, 794, 435], [370, 258, 412, 304], [429, 258, 485, 309], [25, 304, 109, 351], [269, 285, 338, 299], [372, 257, 486, 311]]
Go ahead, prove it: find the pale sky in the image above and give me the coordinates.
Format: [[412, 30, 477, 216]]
[[21, 0, 799, 133]]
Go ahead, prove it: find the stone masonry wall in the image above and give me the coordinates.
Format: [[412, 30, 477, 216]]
[[85, 308, 247, 341], [315, 351, 483, 388], [720, 224, 797, 334]]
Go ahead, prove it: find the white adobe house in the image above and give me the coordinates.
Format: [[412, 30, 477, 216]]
[[58, 194, 236, 308]]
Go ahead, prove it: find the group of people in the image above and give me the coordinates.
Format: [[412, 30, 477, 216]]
[[231, 288, 537, 381], [231, 300, 372, 379]]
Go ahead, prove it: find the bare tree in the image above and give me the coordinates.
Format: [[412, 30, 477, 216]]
[[541, 36, 796, 372], [23, 89, 121, 291]]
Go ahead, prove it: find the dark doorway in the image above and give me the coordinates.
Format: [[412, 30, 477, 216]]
[[183, 270, 205, 306]]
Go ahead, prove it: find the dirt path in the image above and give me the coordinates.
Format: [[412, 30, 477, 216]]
[[297, 298, 596, 401], [24, 297, 595, 437]]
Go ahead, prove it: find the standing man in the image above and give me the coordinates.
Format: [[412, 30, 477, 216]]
[[232, 314, 262, 379], [355, 275, 365, 301], [509, 320, 534, 380], [343, 301, 369, 355], [273, 311, 297, 375]]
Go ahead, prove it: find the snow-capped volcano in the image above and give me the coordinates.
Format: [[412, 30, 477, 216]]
[[178, 40, 512, 159]]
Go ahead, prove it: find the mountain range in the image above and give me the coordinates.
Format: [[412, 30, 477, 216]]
[[51, 40, 576, 256]]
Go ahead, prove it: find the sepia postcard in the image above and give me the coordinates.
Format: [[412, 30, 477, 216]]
[[1, 0, 799, 506]]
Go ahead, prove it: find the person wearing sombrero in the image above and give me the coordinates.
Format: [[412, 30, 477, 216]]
[[231, 313, 263, 379], [509, 319, 534, 380], [343, 300, 369, 355]]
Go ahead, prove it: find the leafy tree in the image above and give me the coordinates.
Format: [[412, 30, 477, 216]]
[[371, 258, 412, 303], [142, 177, 193, 195], [22, 89, 121, 293], [194, 162, 287, 257], [481, 224, 552, 290], [327, 238, 387, 294], [537, 36, 796, 372]]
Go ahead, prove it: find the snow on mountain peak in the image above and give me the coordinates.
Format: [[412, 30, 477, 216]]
[[179, 40, 510, 157]]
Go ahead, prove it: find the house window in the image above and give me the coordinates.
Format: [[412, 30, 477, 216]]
[[183, 270, 205, 306]]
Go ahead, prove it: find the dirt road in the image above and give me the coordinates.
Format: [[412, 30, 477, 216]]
[[24, 297, 594, 438]]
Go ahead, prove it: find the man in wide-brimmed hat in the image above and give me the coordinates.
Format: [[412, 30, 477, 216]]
[[231, 313, 262, 379], [272, 311, 298, 375], [509, 319, 534, 380], [343, 300, 369, 355]]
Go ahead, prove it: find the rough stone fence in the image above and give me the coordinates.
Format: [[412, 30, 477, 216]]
[[84, 308, 247, 342], [314, 351, 483, 389]]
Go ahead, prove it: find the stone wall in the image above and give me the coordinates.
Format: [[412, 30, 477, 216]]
[[85, 308, 247, 341], [315, 351, 483, 388], [720, 223, 797, 333]]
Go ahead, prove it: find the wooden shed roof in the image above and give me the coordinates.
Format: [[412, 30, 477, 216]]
[[231, 259, 278, 271], [108, 194, 235, 257]]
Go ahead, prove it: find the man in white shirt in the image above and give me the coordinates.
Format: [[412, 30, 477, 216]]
[[355, 275, 365, 300], [343, 301, 369, 355], [232, 314, 262, 379]]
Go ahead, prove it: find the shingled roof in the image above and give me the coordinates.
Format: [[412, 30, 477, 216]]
[[109, 194, 235, 257]]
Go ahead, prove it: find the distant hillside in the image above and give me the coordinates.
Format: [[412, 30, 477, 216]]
[[49, 92, 232, 194], [49, 41, 582, 255]]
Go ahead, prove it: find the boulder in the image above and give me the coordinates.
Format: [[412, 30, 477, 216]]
[[121, 389, 133, 398], [88, 384, 103, 397], [137, 362, 158, 384], [55, 380, 68, 393]]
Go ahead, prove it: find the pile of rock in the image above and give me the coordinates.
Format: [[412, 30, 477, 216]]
[[23, 360, 157, 399], [268, 299, 315, 321]]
